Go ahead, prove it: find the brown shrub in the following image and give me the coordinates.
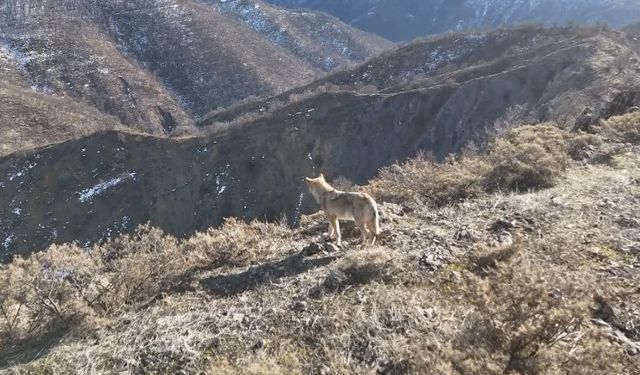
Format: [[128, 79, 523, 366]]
[[0, 220, 293, 352], [566, 133, 603, 161], [367, 152, 489, 206], [0, 244, 102, 345], [446, 250, 630, 375], [184, 218, 293, 268], [368, 123, 580, 206], [600, 112, 640, 144], [330, 175, 356, 192], [484, 124, 569, 192], [99, 225, 190, 310]]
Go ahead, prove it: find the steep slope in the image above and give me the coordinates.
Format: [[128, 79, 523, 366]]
[[266, 0, 640, 41], [201, 25, 639, 132], [211, 0, 391, 72], [1, 26, 639, 260], [0, 0, 390, 155], [0, 83, 122, 156], [0, 20, 194, 137]]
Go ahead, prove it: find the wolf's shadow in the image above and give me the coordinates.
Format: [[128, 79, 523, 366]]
[[200, 251, 338, 297]]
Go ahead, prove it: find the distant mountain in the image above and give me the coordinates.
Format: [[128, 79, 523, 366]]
[[0, 0, 390, 155], [265, 0, 640, 41]]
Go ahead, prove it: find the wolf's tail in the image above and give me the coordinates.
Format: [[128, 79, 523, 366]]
[[372, 203, 381, 236]]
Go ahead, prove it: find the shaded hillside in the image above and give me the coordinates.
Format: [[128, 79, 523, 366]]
[[0, 0, 389, 155], [1, 113, 639, 373], [267, 0, 640, 41], [2, 25, 640, 261], [201, 26, 640, 136]]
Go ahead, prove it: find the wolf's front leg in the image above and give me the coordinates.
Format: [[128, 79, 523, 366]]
[[327, 215, 336, 238], [333, 218, 342, 246]]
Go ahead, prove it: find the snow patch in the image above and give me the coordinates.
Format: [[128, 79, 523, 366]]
[[8, 161, 37, 182], [215, 163, 231, 195], [78, 172, 137, 203], [0, 40, 31, 71], [293, 191, 305, 225], [3, 233, 14, 250]]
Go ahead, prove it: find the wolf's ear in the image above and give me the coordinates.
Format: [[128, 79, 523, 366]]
[[320, 173, 325, 179]]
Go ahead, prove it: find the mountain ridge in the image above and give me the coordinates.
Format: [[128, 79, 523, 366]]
[[265, 0, 640, 41]]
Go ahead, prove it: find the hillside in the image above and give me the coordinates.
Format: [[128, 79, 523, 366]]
[[266, 0, 640, 41], [2, 25, 640, 261], [0, 0, 390, 155], [201, 25, 638, 126], [0, 112, 638, 373]]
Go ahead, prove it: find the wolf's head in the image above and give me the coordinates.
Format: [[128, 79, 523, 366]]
[[304, 174, 333, 203]]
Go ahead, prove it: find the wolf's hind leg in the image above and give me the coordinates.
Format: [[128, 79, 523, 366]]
[[366, 221, 377, 246], [356, 220, 371, 247]]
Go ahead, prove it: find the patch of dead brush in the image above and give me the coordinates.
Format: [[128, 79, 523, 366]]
[[484, 124, 569, 192], [368, 123, 586, 207], [367, 152, 489, 206], [0, 220, 294, 361], [184, 218, 293, 268], [600, 112, 640, 144]]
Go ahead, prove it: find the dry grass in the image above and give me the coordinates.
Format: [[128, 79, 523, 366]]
[[600, 111, 640, 144], [367, 123, 612, 207], [2, 113, 640, 374], [0, 220, 293, 360], [367, 153, 489, 206], [184, 218, 293, 268]]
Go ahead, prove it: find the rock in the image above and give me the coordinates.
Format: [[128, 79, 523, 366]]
[[490, 218, 516, 232], [308, 285, 324, 299], [232, 313, 245, 323], [419, 253, 443, 271], [498, 231, 513, 245], [572, 107, 597, 133], [616, 215, 640, 228], [324, 242, 340, 253], [302, 242, 323, 256], [455, 228, 479, 242], [323, 270, 348, 291], [291, 300, 308, 312]]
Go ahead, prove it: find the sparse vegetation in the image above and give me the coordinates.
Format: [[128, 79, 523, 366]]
[[1, 113, 639, 373], [367, 118, 640, 208], [601, 112, 640, 144]]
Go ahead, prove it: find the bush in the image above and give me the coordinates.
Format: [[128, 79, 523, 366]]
[[367, 152, 489, 206], [368, 123, 578, 206], [600, 112, 640, 144], [0, 244, 102, 344], [184, 218, 292, 268], [0, 219, 296, 348], [484, 124, 569, 192], [450, 249, 625, 374], [99, 225, 189, 309]]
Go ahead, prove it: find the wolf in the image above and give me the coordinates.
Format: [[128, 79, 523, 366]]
[[304, 174, 380, 246]]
